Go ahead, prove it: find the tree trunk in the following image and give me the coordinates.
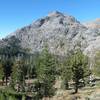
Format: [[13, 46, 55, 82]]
[[65, 81, 69, 90], [5, 76, 7, 86], [2, 77, 4, 86], [75, 81, 78, 93], [17, 84, 20, 92], [75, 85, 78, 93]]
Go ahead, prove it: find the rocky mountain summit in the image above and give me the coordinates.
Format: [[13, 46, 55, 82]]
[[1, 11, 100, 56]]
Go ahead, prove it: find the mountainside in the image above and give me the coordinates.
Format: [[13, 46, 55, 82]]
[[83, 19, 100, 56], [1, 11, 100, 56], [84, 18, 100, 29]]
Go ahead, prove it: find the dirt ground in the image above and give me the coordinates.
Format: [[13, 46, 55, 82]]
[[43, 86, 100, 100]]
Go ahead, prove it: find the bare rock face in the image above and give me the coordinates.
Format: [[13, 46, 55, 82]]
[[1, 11, 100, 56], [83, 19, 100, 56]]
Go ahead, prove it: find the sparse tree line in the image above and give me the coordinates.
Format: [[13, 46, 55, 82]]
[[0, 37, 100, 99]]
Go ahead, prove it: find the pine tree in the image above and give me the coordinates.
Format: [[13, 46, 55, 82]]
[[70, 49, 89, 93], [26, 57, 37, 79], [11, 60, 25, 92], [2, 59, 13, 86], [61, 58, 72, 89], [36, 46, 56, 98], [0, 61, 4, 85]]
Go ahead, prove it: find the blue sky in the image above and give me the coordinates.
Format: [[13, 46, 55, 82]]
[[0, 0, 100, 38]]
